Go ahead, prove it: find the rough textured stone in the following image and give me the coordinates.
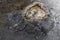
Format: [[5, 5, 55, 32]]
[[0, 0, 60, 40]]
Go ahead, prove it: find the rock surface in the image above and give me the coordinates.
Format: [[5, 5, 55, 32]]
[[0, 0, 60, 40]]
